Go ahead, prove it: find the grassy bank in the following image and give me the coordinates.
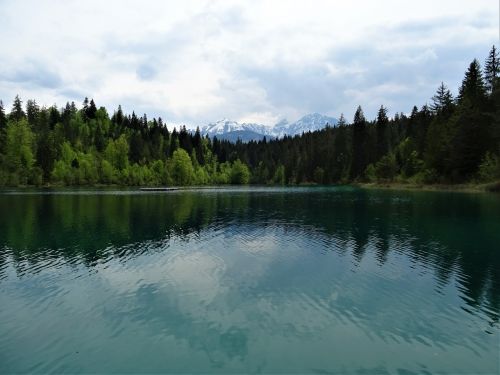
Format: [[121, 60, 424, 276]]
[[356, 180, 500, 193]]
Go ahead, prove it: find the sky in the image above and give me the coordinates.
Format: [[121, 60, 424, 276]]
[[0, 0, 498, 127]]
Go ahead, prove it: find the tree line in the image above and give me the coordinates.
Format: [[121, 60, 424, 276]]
[[0, 46, 499, 187]]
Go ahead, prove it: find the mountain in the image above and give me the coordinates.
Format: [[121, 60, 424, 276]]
[[273, 113, 338, 137], [200, 119, 272, 136], [199, 113, 338, 142], [211, 130, 271, 143]]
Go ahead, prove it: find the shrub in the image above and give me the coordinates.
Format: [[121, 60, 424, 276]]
[[375, 154, 397, 181], [478, 152, 500, 182], [230, 159, 250, 184]]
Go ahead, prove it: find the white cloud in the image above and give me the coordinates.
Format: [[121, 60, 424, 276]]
[[0, 0, 497, 125]]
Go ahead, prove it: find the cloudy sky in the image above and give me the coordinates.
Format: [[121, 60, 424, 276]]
[[0, 0, 497, 127]]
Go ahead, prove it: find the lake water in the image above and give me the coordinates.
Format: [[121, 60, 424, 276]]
[[0, 186, 498, 374]]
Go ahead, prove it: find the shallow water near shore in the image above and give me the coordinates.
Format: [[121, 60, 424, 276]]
[[0, 186, 499, 373]]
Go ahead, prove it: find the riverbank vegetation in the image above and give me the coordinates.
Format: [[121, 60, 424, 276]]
[[0, 46, 499, 188]]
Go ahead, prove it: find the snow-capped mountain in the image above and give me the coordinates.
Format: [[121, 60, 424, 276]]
[[200, 119, 273, 136], [199, 113, 338, 142], [199, 119, 274, 142], [274, 113, 338, 137]]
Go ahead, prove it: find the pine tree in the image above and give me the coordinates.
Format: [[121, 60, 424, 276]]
[[376, 105, 389, 160], [10, 95, 25, 122], [431, 82, 454, 114], [0, 100, 7, 157], [332, 114, 349, 181], [0, 100, 7, 129], [484, 45, 500, 93], [450, 60, 492, 179], [26, 99, 39, 126], [350, 106, 367, 179], [86, 99, 97, 120], [458, 59, 487, 106], [94, 123, 106, 152], [337, 113, 347, 127]]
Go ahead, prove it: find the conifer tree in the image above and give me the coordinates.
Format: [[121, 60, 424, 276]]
[[376, 105, 389, 160], [458, 59, 487, 106], [0, 100, 6, 129], [86, 99, 97, 120], [10, 95, 25, 122], [431, 82, 454, 114], [350, 106, 367, 179], [484, 45, 500, 93], [26, 99, 39, 126]]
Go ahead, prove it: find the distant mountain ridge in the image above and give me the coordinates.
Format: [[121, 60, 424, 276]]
[[199, 113, 338, 142]]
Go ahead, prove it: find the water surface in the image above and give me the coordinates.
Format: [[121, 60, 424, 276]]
[[0, 187, 499, 373]]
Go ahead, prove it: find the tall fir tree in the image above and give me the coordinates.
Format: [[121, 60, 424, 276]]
[[376, 105, 389, 160], [10, 95, 25, 122], [458, 59, 487, 106], [484, 45, 500, 93], [26, 99, 40, 126], [350, 106, 367, 179], [431, 82, 454, 115], [0, 100, 7, 129]]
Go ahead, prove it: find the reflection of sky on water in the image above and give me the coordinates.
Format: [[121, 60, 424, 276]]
[[0, 187, 499, 373]]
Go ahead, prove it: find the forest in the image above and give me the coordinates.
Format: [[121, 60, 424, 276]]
[[0, 46, 499, 187]]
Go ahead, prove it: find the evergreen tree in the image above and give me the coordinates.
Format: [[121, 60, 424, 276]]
[[431, 82, 454, 114], [0, 100, 6, 129], [26, 99, 39, 126], [35, 109, 56, 180], [94, 123, 106, 152], [82, 97, 89, 121], [350, 106, 367, 179], [376, 105, 389, 160], [458, 59, 487, 106], [0, 100, 7, 158], [484, 45, 500, 93], [86, 99, 97, 120], [10, 95, 25, 122], [331, 113, 349, 181]]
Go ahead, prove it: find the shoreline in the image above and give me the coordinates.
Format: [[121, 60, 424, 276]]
[[1, 181, 499, 193], [355, 180, 500, 193]]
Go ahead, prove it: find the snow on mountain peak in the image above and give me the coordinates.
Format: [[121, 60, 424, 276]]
[[200, 113, 338, 141]]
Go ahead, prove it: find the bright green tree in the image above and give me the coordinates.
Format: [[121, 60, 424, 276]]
[[170, 148, 194, 185]]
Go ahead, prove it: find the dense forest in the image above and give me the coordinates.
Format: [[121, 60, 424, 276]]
[[0, 46, 499, 187]]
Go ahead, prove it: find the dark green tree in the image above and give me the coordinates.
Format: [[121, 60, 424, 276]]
[[458, 59, 487, 106], [431, 82, 454, 115], [10, 95, 25, 122], [94, 123, 106, 153], [350, 106, 367, 179], [26, 99, 39, 126], [484, 45, 500, 93], [376, 105, 389, 160], [0, 100, 6, 129]]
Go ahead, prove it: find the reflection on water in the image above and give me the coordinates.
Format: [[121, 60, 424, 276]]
[[0, 187, 499, 373]]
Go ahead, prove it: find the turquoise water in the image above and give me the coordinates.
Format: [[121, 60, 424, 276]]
[[0, 187, 498, 373]]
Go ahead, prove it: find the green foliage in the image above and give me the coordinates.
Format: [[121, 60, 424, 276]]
[[313, 167, 324, 184], [478, 152, 500, 182], [395, 138, 423, 177], [350, 106, 367, 179], [230, 159, 250, 184], [1, 47, 498, 188], [375, 154, 397, 181], [273, 164, 285, 185], [5, 119, 34, 184], [105, 135, 129, 171], [169, 149, 195, 186], [364, 164, 376, 183], [413, 168, 439, 184], [100, 160, 117, 184]]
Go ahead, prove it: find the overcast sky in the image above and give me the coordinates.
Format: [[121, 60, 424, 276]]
[[0, 0, 498, 127]]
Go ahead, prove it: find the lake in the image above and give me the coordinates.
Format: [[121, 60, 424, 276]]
[[0, 186, 498, 374]]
